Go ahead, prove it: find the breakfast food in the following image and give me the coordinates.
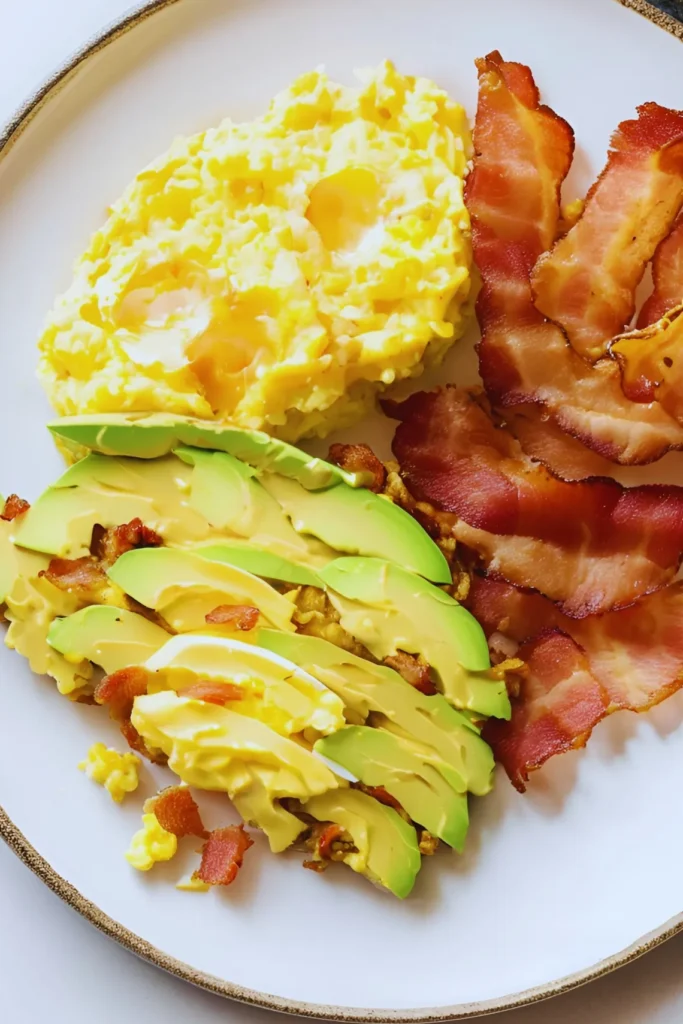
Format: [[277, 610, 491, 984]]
[[1, 422, 510, 896], [388, 52, 683, 792], [38, 63, 472, 442]]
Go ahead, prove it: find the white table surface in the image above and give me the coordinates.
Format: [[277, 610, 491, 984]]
[[2, 1, 683, 1021]]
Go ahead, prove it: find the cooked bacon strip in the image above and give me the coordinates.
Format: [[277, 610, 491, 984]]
[[532, 104, 683, 359], [1, 494, 30, 521], [39, 556, 107, 598], [194, 825, 253, 887], [384, 652, 436, 695], [504, 409, 617, 481], [468, 51, 683, 465], [467, 575, 683, 789], [483, 630, 609, 791], [95, 666, 165, 764], [178, 681, 244, 705], [638, 215, 683, 327], [612, 304, 683, 419], [149, 786, 208, 839], [327, 443, 386, 492], [390, 386, 683, 616], [204, 604, 260, 630], [91, 517, 162, 569]]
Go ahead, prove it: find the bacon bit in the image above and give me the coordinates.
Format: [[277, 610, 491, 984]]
[[638, 215, 683, 328], [467, 575, 683, 789], [303, 859, 328, 873], [194, 825, 253, 887], [363, 785, 402, 812], [39, 556, 107, 598], [91, 517, 163, 569], [390, 386, 683, 617], [149, 786, 208, 839], [94, 666, 165, 763], [178, 681, 244, 705], [384, 652, 437, 695], [468, 51, 683, 466], [532, 104, 683, 360], [327, 443, 387, 492], [1, 494, 30, 521], [204, 604, 260, 630], [317, 823, 345, 860]]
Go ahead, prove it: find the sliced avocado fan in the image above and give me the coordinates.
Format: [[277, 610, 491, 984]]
[[318, 557, 510, 720], [196, 541, 322, 587], [47, 413, 368, 489]]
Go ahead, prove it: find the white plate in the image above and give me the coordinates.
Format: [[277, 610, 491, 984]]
[[1, 0, 683, 1018]]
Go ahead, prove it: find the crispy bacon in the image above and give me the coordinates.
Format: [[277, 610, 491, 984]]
[[91, 517, 162, 569], [327, 443, 386, 492], [194, 825, 253, 887], [149, 786, 208, 839], [612, 304, 683, 419], [317, 823, 345, 860], [504, 409, 616, 481], [468, 51, 683, 466], [390, 386, 683, 617], [1, 494, 30, 521], [384, 652, 436, 695], [532, 104, 683, 359], [39, 556, 107, 598], [94, 666, 165, 763], [467, 575, 683, 789], [204, 604, 260, 630], [638, 215, 683, 327], [178, 681, 244, 705], [362, 785, 403, 812]]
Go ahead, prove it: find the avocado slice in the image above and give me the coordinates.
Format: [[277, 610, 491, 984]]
[[12, 453, 222, 558], [131, 690, 342, 852], [107, 547, 295, 633], [0, 519, 48, 603], [302, 788, 421, 898], [175, 447, 332, 567], [316, 726, 469, 850], [261, 474, 451, 584], [47, 413, 369, 489], [142, 633, 345, 738], [258, 629, 495, 796], [318, 557, 510, 720], [48, 606, 171, 674], [196, 541, 322, 587]]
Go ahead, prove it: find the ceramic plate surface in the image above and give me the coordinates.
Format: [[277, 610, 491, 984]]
[[1, 0, 683, 1018]]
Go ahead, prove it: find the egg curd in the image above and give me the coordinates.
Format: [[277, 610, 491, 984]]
[[79, 742, 141, 803], [38, 62, 472, 441]]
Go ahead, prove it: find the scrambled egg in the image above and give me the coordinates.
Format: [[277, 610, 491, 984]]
[[79, 742, 140, 802], [125, 812, 178, 870], [38, 62, 472, 441]]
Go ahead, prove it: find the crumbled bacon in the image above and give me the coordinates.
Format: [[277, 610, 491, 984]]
[[384, 652, 437, 695], [468, 50, 683, 466], [362, 785, 402, 812], [390, 386, 683, 617], [194, 825, 253, 887], [532, 104, 683, 360], [178, 681, 244, 705], [316, 823, 345, 860], [149, 786, 208, 839], [95, 666, 165, 763], [327, 443, 387, 492], [466, 575, 683, 789], [91, 517, 162, 569], [204, 604, 260, 630], [638, 215, 683, 327], [39, 556, 107, 598], [1, 494, 30, 521]]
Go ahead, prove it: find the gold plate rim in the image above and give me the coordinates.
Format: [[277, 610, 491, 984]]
[[0, 0, 681, 1019]]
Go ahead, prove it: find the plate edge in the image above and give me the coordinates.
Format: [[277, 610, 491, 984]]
[[0, 0, 682, 1019]]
